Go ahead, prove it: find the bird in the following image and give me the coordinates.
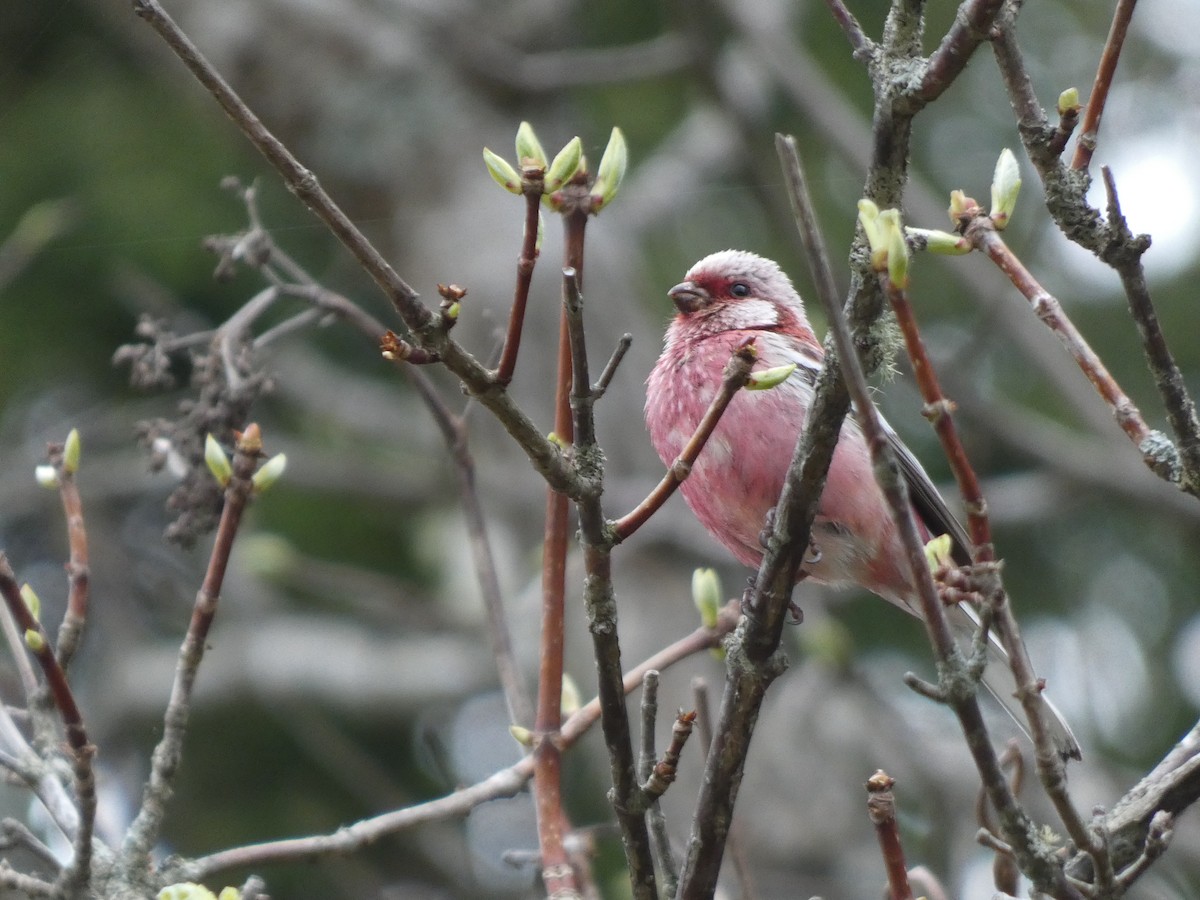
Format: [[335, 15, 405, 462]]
[[644, 249, 1080, 760]]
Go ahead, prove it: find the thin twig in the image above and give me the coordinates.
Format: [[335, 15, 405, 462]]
[[0, 557, 97, 897], [1099, 167, 1200, 492], [821, 0, 874, 58], [130, 0, 583, 499], [613, 341, 757, 542], [866, 771, 915, 900], [563, 256, 659, 898], [48, 442, 90, 672], [691, 678, 756, 900], [1071, 0, 1139, 171], [495, 188, 543, 385], [529, 212, 588, 900], [967, 221, 1177, 483], [120, 425, 263, 873], [778, 138, 1079, 899], [180, 602, 740, 880], [638, 671, 678, 892]]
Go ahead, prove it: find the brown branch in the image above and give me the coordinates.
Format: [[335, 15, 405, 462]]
[[0, 556, 96, 896], [637, 671, 678, 893], [866, 771, 915, 900], [919, 0, 1007, 104], [967, 221, 1179, 483], [1071, 0, 1139, 171], [495, 189, 543, 385], [179, 602, 740, 881], [47, 442, 90, 672], [129, 0, 583, 500], [1098, 167, 1200, 493], [780, 138, 1080, 898], [563, 249, 658, 897], [885, 280, 992, 554], [121, 425, 263, 873], [821, 0, 874, 59], [612, 341, 757, 542]]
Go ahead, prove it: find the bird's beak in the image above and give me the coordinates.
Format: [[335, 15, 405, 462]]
[[668, 281, 709, 314]]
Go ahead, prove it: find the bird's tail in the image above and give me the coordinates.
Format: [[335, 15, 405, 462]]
[[948, 601, 1082, 762]]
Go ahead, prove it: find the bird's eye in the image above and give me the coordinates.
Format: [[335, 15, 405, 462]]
[[729, 282, 751, 297]]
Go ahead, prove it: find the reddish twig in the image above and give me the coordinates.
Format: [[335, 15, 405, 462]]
[[495, 187, 543, 385], [866, 771, 915, 900], [966, 218, 1175, 481], [46, 441, 90, 672], [561, 228, 658, 896], [530, 201, 587, 900], [121, 425, 264, 874], [884, 282, 992, 555], [0, 557, 96, 895], [613, 340, 758, 542], [778, 138, 1078, 898], [1071, 0, 1139, 171]]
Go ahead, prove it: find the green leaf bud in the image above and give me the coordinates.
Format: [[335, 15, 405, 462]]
[[251, 453, 288, 494], [20, 584, 40, 621], [745, 363, 797, 391], [204, 435, 232, 487], [483, 147, 522, 195], [35, 465, 59, 490], [515, 121, 548, 168], [63, 428, 81, 474], [590, 127, 627, 212], [24, 630, 45, 652], [905, 227, 972, 255], [544, 136, 583, 193], [1057, 87, 1081, 116], [990, 148, 1021, 230], [691, 567, 722, 629]]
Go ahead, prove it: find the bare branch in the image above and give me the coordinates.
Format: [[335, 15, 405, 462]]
[[1071, 0, 1139, 171]]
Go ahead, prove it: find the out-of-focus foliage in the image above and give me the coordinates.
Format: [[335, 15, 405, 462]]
[[2, 0, 1199, 897]]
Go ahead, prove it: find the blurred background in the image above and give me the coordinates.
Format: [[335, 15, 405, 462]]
[[2, 0, 1199, 896]]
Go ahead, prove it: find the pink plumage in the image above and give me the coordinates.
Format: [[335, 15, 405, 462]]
[[645, 249, 1080, 760]]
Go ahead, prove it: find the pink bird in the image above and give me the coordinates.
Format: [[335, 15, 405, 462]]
[[645, 249, 1080, 760]]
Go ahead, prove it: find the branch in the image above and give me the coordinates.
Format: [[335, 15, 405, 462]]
[[121, 425, 263, 872], [967, 220, 1180, 483], [179, 603, 740, 881], [1070, 0, 1138, 171], [780, 139, 1079, 898], [612, 341, 757, 542], [130, 0, 583, 500], [564, 262, 658, 897], [0, 557, 97, 896], [866, 771, 915, 900], [46, 438, 90, 672]]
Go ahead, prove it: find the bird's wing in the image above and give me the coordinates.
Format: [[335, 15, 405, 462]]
[[884, 424, 972, 565]]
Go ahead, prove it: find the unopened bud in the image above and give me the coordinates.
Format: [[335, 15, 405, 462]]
[[205, 434, 232, 487], [1057, 87, 1081, 116], [924, 534, 954, 571], [746, 363, 797, 391], [905, 227, 972, 255], [515, 121, 548, 168], [990, 148, 1021, 230], [20, 584, 40, 621], [857, 198, 884, 254], [509, 725, 534, 746], [948, 190, 974, 222], [560, 673, 581, 717], [691, 567, 722, 628], [35, 465, 59, 490], [879, 209, 909, 289], [483, 148, 522, 195], [63, 428, 81, 474], [544, 136, 583, 193], [24, 629, 44, 652], [590, 126, 627, 212], [252, 453, 287, 494]]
